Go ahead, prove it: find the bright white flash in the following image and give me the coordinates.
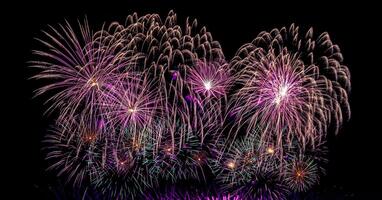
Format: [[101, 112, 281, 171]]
[[279, 85, 288, 97], [203, 80, 212, 91], [274, 84, 289, 105], [128, 107, 136, 113]]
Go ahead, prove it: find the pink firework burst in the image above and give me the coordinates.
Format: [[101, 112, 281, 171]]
[[30, 19, 135, 121], [187, 59, 231, 100], [231, 24, 351, 151], [234, 50, 323, 149], [102, 74, 160, 131]]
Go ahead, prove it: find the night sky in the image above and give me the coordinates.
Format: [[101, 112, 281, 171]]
[[3, 1, 381, 199]]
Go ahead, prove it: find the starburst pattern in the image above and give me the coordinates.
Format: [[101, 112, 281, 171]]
[[230, 24, 351, 152], [187, 59, 231, 100], [283, 156, 319, 192]]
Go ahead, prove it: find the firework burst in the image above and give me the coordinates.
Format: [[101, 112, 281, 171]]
[[43, 115, 105, 187], [101, 74, 161, 132], [283, 155, 319, 192], [30, 19, 136, 122], [215, 130, 289, 198], [233, 50, 323, 150], [187, 59, 231, 100], [230, 24, 351, 151]]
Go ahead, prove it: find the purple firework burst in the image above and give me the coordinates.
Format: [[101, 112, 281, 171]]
[[234, 51, 323, 149], [231, 24, 351, 151], [101, 74, 160, 131], [187, 59, 231, 100], [30, 19, 136, 122]]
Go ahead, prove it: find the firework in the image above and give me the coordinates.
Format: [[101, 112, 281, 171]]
[[92, 163, 150, 200], [187, 59, 231, 100], [215, 129, 289, 198], [30, 19, 136, 122], [237, 171, 289, 200], [215, 134, 260, 189], [283, 155, 319, 192], [143, 120, 210, 183], [283, 138, 328, 177], [115, 10, 228, 189], [43, 115, 105, 187], [31, 12, 351, 199], [230, 24, 351, 151], [101, 73, 161, 131], [91, 126, 156, 199]]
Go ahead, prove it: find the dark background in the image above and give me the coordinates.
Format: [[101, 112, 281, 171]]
[[3, 1, 381, 199]]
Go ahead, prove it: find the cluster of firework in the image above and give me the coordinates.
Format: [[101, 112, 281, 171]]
[[30, 11, 351, 199]]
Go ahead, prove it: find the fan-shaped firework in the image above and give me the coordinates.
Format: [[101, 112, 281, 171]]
[[31, 12, 351, 199], [30, 19, 136, 122]]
